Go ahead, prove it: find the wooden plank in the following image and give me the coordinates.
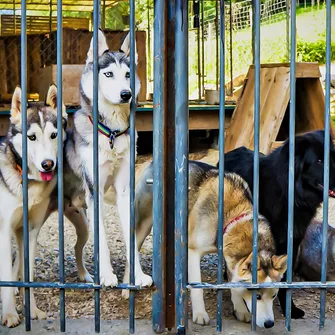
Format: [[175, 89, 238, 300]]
[[38, 64, 84, 106], [225, 66, 291, 154], [248, 63, 321, 78], [296, 77, 335, 138], [136, 110, 231, 132], [257, 67, 291, 153]]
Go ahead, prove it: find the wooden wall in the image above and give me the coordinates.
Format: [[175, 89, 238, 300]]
[[0, 28, 147, 103]]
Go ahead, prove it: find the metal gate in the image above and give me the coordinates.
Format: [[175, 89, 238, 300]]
[[0, 0, 334, 334]]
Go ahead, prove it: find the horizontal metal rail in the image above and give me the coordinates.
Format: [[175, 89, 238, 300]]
[[0, 282, 151, 290], [188, 281, 335, 289]]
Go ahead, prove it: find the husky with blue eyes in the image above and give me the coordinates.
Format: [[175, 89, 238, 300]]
[[65, 30, 152, 290], [0, 85, 91, 328]]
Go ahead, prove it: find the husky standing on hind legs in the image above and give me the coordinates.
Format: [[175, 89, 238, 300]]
[[65, 30, 152, 288]]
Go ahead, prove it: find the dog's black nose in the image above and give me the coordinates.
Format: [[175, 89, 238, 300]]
[[41, 160, 54, 171], [120, 90, 132, 102], [264, 320, 274, 329]]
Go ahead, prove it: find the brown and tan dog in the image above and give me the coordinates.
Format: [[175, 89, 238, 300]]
[[126, 160, 287, 328]]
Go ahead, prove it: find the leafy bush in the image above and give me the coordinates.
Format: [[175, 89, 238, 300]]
[[297, 37, 335, 64]]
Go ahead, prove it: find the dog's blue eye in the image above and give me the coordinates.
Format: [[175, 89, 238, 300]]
[[126, 72, 130, 78], [51, 132, 57, 139], [104, 72, 113, 78], [28, 135, 36, 141]]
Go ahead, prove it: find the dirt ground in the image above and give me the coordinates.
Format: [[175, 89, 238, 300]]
[[3, 148, 335, 325]]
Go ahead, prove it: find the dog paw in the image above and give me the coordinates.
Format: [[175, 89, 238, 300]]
[[291, 306, 305, 319], [14, 287, 20, 296], [234, 310, 251, 323], [100, 270, 118, 287], [79, 270, 94, 283], [121, 289, 130, 300], [192, 311, 210, 325], [31, 307, 47, 320], [2, 312, 21, 328], [135, 272, 153, 288]]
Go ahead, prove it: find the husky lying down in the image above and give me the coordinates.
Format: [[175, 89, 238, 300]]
[[0, 86, 91, 328], [130, 160, 287, 328]]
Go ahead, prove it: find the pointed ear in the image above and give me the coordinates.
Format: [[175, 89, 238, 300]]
[[272, 254, 288, 274], [86, 29, 109, 64], [46, 84, 67, 118], [46, 84, 58, 109], [120, 32, 138, 65], [237, 253, 254, 281], [11, 86, 22, 118]]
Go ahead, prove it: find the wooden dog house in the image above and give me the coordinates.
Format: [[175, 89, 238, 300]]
[[225, 63, 335, 154]]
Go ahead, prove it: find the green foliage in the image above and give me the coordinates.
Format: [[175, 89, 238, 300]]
[[297, 37, 335, 63]]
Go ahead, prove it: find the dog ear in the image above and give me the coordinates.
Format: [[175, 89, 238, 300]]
[[120, 32, 138, 65], [11, 86, 22, 118], [46, 84, 58, 109], [237, 253, 254, 281], [272, 254, 287, 274], [86, 29, 109, 64], [46, 84, 67, 119]]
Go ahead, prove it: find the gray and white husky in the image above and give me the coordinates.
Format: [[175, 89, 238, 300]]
[[65, 30, 152, 289], [0, 85, 91, 328]]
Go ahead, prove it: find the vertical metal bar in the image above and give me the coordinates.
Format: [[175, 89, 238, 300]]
[[229, 0, 233, 96], [101, 0, 106, 29], [152, 1, 167, 332], [92, 0, 100, 333], [216, 0, 225, 331], [286, 0, 290, 61], [129, 0, 136, 333], [147, 0, 151, 83], [56, 0, 65, 332], [251, 0, 260, 331], [320, 0, 331, 329], [197, 23, 201, 100], [175, 0, 188, 334], [251, 2, 255, 64], [285, 0, 296, 330], [21, 0, 31, 330], [13, 0, 16, 35], [201, 0, 205, 96], [215, 0, 219, 91], [165, 0, 176, 327], [49, 0, 53, 33]]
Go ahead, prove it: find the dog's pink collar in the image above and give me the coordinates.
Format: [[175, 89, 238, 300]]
[[223, 212, 253, 235]]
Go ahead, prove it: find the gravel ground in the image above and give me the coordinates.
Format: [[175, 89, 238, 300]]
[[2, 149, 335, 325]]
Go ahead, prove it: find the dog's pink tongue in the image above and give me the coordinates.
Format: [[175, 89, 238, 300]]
[[40, 171, 53, 182]]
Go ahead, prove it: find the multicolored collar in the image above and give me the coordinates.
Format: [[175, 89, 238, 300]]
[[223, 212, 253, 235], [88, 115, 129, 149]]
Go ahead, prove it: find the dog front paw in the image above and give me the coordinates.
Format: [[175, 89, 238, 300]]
[[192, 310, 210, 325], [100, 270, 118, 287], [2, 312, 21, 328], [31, 307, 47, 320], [121, 289, 130, 299], [234, 309, 251, 323], [79, 270, 94, 283], [135, 272, 153, 288]]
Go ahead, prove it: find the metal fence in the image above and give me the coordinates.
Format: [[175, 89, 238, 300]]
[[0, 1, 334, 335]]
